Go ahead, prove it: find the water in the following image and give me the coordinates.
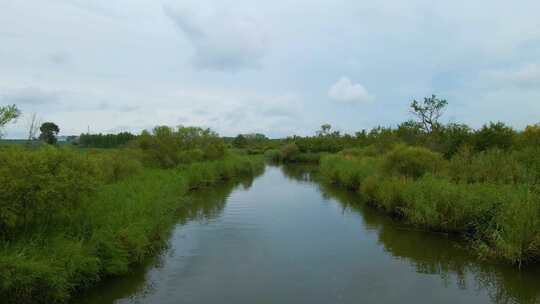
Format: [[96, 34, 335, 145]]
[[76, 165, 540, 304]]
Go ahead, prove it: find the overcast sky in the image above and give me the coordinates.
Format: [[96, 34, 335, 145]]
[[1, 0, 540, 138]]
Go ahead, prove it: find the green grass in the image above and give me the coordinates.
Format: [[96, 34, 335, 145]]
[[319, 148, 540, 265], [0, 156, 264, 303]]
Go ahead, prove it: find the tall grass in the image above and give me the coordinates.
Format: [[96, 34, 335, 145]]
[[319, 145, 540, 265], [0, 150, 263, 303]]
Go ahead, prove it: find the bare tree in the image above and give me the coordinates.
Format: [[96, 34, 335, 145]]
[[27, 113, 41, 142], [410, 95, 448, 133]]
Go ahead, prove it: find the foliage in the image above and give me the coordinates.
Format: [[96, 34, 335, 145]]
[[39, 122, 60, 145], [410, 94, 448, 133], [0, 147, 98, 234], [131, 126, 226, 168], [473, 122, 515, 152], [0, 104, 21, 138], [0, 151, 264, 303], [382, 145, 444, 179], [279, 143, 300, 162], [319, 145, 540, 265], [232, 134, 248, 148], [79, 132, 136, 148], [0, 147, 145, 235]]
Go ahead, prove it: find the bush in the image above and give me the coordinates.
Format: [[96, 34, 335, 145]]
[[473, 122, 515, 152], [264, 149, 281, 162], [0, 155, 264, 303], [0, 147, 98, 235], [131, 126, 226, 168], [320, 150, 540, 264], [382, 145, 444, 179], [448, 148, 526, 185], [91, 149, 143, 183], [280, 143, 300, 162]]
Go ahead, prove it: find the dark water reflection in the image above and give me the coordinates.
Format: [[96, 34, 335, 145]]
[[75, 165, 540, 304]]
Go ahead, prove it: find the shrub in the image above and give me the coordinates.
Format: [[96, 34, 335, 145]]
[[448, 148, 525, 185], [0, 155, 264, 303], [131, 126, 226, 168], [320, 154, 381, 190], [280, 143, 300, 162], [473, 122, 515, 152], [264, 149, 281, 162], [0, 147, 98, 235], [382, 145, 444, 179]]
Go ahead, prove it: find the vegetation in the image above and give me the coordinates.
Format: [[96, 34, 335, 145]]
[[39, 122, 60, 145], [130, 126, 226, 168], [0, 121, 264, 303], [79, 132, 136, 148], [319, 147, 540, 265], [2, 91, 540, 301], [310, 95, 540, 265], [0, 104, 20, 138]]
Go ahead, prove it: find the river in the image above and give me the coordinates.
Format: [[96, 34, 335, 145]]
[[76, 165, 540, 304]]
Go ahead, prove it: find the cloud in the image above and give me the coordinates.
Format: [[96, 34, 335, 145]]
[[328, 77, 373, 104], [48, 52, 70, 65], [1, 87, 59, 105], [486, 63, 540, 88], [163, 3, 268, 71]]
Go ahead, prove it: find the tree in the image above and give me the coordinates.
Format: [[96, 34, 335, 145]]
[[39, 122, 60, 145], [0, 104, 21, 138], [26, 113, 41, 142], [318, 124, 332, 136], [473, 122, 515, 152], [410, 95, 448, 133], [232, 134, 248, 148]]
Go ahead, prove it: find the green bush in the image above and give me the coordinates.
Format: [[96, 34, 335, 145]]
[[0, 155, 264, 303], [319, 150, 540, 264], [280, 143, 300, 162], [448, 148, 526, 185], [131, 126, 226, 168], [0, 147, 98, 235], [473, 122, 515, 152], [382, 145, 443, 179], [320, 154, 380, 190], [264, 149, 281, 162]]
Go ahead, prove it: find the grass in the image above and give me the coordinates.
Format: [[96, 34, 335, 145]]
[[0, 155, 264, 303], [319, 146, 540, 265]]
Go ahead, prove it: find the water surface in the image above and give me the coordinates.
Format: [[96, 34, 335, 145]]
[[77, 165, 540, 304]]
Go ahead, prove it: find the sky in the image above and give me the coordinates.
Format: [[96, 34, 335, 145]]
[[1, 0, 540, 138]]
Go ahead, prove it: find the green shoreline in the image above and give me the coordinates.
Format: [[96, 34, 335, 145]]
[[0, 156, 264, 303], [318, 151, 540, 266]]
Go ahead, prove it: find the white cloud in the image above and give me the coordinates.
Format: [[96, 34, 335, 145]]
[[163, 2, 268, 71], [486, 63, 540, 88], [328, 77, 373, 103], [0, 87, 59, 105]]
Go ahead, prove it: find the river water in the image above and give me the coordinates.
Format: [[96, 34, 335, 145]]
[[76, 165, 540, 304]]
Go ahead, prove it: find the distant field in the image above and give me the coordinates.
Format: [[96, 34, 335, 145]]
[[0, 139, 72, 146], [0, 139, 30, 145]]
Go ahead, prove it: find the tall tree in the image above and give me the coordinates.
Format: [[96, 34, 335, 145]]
[[0, 104, 21, 138], [410, 95, 448, 133], [318, 124, 332, 136], [39, 122, 60, 145]]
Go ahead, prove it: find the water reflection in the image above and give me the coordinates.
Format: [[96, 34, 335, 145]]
[[75, 172, 263, 304], [76, 165, 540, 304], [292, 165, 540, 304]]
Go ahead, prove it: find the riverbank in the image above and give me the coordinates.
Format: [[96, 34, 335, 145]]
[[0, 155, 263, 303], [318, 146, 540, 265], [72, 165, 540, 304]]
